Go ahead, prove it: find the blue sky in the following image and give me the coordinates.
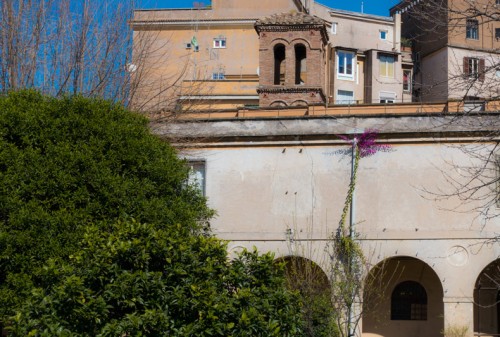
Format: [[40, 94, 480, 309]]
[[137, 0, 402, 17]]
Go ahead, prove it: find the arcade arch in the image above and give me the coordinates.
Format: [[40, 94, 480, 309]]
[[363, 256, 444, 337], [276, 255, 335, 337], [474, 259, 500, 337]]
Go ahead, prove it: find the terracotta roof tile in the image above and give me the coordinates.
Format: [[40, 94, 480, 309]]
[[255, 12, 324, 26]]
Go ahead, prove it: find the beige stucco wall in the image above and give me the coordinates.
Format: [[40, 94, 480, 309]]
[[134, 0, 302, 21], [164, 114, 500, 337], [416, 48, 449, 102], [132, 22, 260, 110], [325, 12, 395, 52], [447, 47, 500, 100], [418, 46, 500, 102], [190, 142, 497, 241], [447, 0, 500, 51]]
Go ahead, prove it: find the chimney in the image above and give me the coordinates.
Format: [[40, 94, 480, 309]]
[[393, 12, 401, 52]]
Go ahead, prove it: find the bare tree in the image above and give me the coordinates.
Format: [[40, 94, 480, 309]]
[[392, 0, 500, 221], [0, 1, 131, 102], [129, 11, 218, 116], [0, 0, 205, 113]]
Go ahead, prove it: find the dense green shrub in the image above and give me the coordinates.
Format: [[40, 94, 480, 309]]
[[9, 220, 302, 336], [0, 91, 304, 335], [0, 90, 212, 316]]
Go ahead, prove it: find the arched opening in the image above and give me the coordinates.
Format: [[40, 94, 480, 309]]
[[294, 44, 307, 85], [363, 256, 444, 337], [273, 44, 286, 85], [291, 100, 308, 107], [276, 256, 336, 337], [269, 100, 287, 107], [474, 259, 500, 336]]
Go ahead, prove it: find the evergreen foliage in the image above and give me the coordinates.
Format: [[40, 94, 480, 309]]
[[9, 221, 302, 336], [0, 91, 210, 274], [0, 91, 302, 336]]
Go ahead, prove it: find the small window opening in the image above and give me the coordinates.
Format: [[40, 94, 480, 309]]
[[295, 44, 307, 85], [403, 70, 412, 92], [331, 22, 337, 34], [213, 37, 226, 48], [274, 44, 286, 85], [466, 19, 479, 40], [187, 161, 206, 196], [391, 281, 427, 320]]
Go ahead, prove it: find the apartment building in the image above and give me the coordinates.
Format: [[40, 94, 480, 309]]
[[131, 0, 412, 111], [131, 0, 305, 111], [312, 3, 413, 104], [391, 0, 500, 103]]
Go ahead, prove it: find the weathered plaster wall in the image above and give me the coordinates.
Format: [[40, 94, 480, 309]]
[[157, 114, 500, 336]]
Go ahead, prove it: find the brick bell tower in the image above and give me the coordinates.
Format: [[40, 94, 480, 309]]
[[255, 12, 329, 107]]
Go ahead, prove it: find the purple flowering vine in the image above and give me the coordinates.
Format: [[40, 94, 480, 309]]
[[337, 129, 391, 158], [336, 129, 390, 236]]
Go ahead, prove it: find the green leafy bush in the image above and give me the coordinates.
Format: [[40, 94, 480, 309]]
[[0, 90, 211, 316], [0, 91, 303, 335], [9, 220, 303, 336]]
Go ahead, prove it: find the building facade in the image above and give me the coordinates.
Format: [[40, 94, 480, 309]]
[[134, 1, 500, 337], [155, 103, 500, 337], [131, 0, 412, 111], [391, 0, 500, 103]]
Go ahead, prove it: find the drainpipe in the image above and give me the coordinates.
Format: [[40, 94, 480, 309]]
[[347, 137, 357, 337], [349, 137, 356, 240]]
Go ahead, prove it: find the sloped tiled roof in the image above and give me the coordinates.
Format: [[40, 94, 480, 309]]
[[255, 12, 324, 26]]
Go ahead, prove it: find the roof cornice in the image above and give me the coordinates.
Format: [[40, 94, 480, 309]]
[[131, 19, 256, 28]]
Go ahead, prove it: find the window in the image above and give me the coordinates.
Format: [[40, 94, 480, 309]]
[[213, 37, 226, 49], [212, 72, 225, 80], [379, 54, 395, 77], [466, 19, 479, 40], [463, 57, 485, 81], [380, 30, 388, 40], [331, 22, 337, 35], [497, 0, 500, 5], [274, 44, 286, 85], [336, 90, 355, 104], [468, 58, 479, 77], [403, 70, 412, 92], [337, 51, 355, 79], [496, 28, 500, 40], [391, 281, 427, 320], [187, 161, 206, 196], [380, 91, 396, 103], [464, 97, 485, 112], [186, 43, 192, 49], [295, 44, 307, 85]]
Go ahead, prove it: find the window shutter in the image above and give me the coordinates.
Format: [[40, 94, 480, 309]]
[[479, 59, 485, 82], [463, 57, 470, 75]]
